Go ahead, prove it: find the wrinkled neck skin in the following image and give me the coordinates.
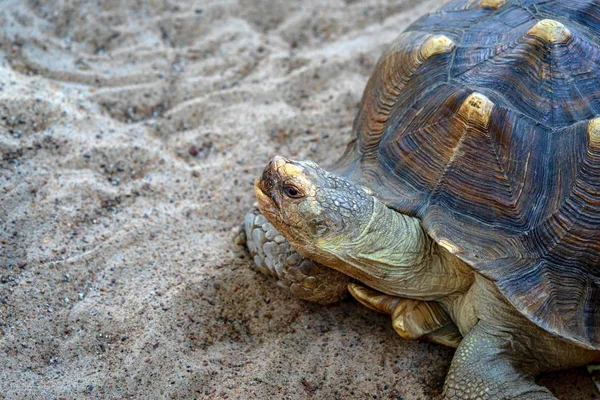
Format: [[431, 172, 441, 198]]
[[298, 197, 474, 302]]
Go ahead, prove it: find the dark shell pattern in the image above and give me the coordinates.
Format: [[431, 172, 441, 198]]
[[334, 0, 600, 350]]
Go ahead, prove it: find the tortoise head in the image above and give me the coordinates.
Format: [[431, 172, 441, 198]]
[[254, 156, 373, 261]]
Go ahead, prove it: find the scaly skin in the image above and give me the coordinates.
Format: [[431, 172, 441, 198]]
[[244, 156, 600, 399], [241, 205, 349, 305], [444, 276, 599, 399]]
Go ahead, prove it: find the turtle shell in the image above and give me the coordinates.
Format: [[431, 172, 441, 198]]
[[334, 0, 600, 350]]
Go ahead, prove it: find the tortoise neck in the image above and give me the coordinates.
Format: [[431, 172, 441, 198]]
[[321, 198, 474, 300]]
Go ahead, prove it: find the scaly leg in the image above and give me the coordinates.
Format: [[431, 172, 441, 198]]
[[239, 206, 350, 305], [444, 322, 556, 399]]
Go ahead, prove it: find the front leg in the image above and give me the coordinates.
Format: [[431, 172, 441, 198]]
[[240, 206, 350, 305], [444, 322, 556, 400], [348, 283, 463, 348]]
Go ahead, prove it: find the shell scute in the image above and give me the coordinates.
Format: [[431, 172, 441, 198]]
[[536, 1, 600, 38], [527, 19, 572, 44], [478, 0, 506, 9], [350, 32, 455, 170]]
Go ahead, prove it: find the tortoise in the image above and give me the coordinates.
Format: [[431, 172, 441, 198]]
[[241, 0, 600, 398]]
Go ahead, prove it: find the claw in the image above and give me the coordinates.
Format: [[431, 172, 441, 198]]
[[348, 283, 399, 314]]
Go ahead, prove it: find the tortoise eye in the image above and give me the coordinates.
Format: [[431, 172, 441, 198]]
[[283, 184, 303, 198]]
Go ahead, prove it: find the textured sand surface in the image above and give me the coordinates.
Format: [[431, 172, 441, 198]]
[[0, 0, 597, 399]]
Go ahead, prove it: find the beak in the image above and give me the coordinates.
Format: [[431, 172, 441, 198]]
[[255, 156, 291, 210]]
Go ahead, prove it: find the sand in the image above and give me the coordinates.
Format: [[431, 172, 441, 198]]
[[0, 0, 597, 399]]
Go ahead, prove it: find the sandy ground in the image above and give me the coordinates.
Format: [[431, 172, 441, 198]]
[[0, 0, 597, 399]]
